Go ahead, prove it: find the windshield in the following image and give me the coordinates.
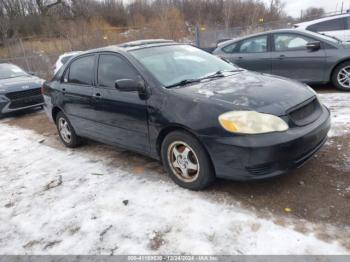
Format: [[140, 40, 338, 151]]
[[130, 45, 238, 87], [0, 64, 28, 79]]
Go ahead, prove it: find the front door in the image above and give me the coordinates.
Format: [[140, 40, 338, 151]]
[[271, 33, 326, 83], [92, 53, 149, 153]]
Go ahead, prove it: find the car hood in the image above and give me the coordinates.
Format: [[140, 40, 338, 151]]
[[170, 71, 316, 116], [0, 75, 44, 94]]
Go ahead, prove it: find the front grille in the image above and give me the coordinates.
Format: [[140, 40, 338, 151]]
[[8, 95, 43, 109], [288, 98, 322, 126], [6, 88, 43, 109], [6, 88, 41, 100]]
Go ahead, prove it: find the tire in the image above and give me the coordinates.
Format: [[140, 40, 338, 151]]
[[161, 131, 215, 190], [332, 61, 350, 91], [55, 111, 82, 148]]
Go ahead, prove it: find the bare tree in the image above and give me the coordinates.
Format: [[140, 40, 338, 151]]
[[35, 0, 65, 15], [300, 7, 325, 21]]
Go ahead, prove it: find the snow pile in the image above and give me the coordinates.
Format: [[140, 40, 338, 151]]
[[0, 124, 348, 255]]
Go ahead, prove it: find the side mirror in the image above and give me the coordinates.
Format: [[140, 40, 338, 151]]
[[306, 41, 321, 51], [115, 79, 145, 92], [27, 71, 36, 76]]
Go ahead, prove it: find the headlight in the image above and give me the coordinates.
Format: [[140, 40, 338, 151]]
[[218, 111, 289, 134]]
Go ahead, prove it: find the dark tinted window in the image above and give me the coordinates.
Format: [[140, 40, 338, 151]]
[[68, 56, 95, 85], [97, 54, 139, 88], [238, 35, 267, 53], [308, 18, 346, 32]]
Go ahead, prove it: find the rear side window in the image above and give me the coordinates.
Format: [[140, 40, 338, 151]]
[[97, 54, 139, 88], [67, 55, 95, 85], [238, 35, 267, 53], [222, 42, 238, 53], [307, 18, 346, 32]]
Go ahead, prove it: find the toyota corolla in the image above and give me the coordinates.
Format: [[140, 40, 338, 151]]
[[42, 40, 331, 190]]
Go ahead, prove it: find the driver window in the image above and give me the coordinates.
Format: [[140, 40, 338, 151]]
[[274, 34, 315, 52], [97, 54, 139, 89]]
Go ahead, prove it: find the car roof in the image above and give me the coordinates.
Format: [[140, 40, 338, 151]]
[[78, 39, 179, 56], [294, 13, 350, 27], [60, 51, 82, 57]]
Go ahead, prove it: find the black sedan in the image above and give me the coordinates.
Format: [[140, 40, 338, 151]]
[[213, 29, 350, 91], [42, 40, 330, 190], [0, 63, 44, 116]]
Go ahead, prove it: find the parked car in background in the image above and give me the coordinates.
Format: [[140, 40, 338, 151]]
[[0, 63, 44, 116], [53, 51, 81, 75], [294, 13, 350, 42], [43, 40, 330, 190], [213, 28, 350, 91]]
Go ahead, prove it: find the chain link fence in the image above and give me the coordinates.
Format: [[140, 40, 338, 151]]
[[196, 20, 292, 49]]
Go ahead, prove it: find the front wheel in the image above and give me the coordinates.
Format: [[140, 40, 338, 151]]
[[332, 61, 350, 91], [56, 111, 82, 148], [161, 131, 215, 190]]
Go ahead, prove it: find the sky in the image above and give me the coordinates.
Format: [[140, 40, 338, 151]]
[[270, 0, 350, 18]]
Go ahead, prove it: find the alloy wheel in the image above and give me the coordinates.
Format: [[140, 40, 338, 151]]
[[167, 141, 200, 183], [58, 117, 72, 144], [337, 66, 350, 89]]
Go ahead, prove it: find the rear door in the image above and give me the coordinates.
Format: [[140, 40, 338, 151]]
[[92, 53, 149, 153], [223, 34, 272, 73], [271, 33, 326, 83], [60, 54, 97, 136]]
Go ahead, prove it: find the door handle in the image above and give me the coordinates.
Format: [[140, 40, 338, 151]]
[[279, 55, 286, 59], [93, 92, 101, 98], [238, 56, 243, 60]]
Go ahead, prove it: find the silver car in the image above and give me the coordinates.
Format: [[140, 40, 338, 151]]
[[213, 29, 350, 91]]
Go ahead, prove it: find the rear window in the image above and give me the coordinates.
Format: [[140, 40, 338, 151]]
[[307, 18, 346, 32]]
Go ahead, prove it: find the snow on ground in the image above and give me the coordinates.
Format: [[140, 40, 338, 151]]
[[319, 93, 350, 137], [0, 125, 348, 255]]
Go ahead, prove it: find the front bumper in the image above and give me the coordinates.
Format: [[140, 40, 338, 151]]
[[200, 105, 331, 181]]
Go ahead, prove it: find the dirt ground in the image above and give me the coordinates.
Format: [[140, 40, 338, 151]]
[[1, 86, 350, 249]]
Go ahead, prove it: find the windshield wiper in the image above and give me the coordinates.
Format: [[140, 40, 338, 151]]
[[166, 79, 201, 88], [200, 69, 244, 81], [166, 69, 244, 88]]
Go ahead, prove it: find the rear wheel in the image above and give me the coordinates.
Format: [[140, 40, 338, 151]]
[[56, 111, 82, 148], [161, 131, 215, 190], [332, 61, 350, 91]]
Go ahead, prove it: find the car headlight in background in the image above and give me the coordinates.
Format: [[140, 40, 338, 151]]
[[218, 111, 289, 134]]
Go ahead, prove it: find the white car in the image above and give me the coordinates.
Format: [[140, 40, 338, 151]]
[[294, 13, 350, 42], [53, 51, 82, 75]]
